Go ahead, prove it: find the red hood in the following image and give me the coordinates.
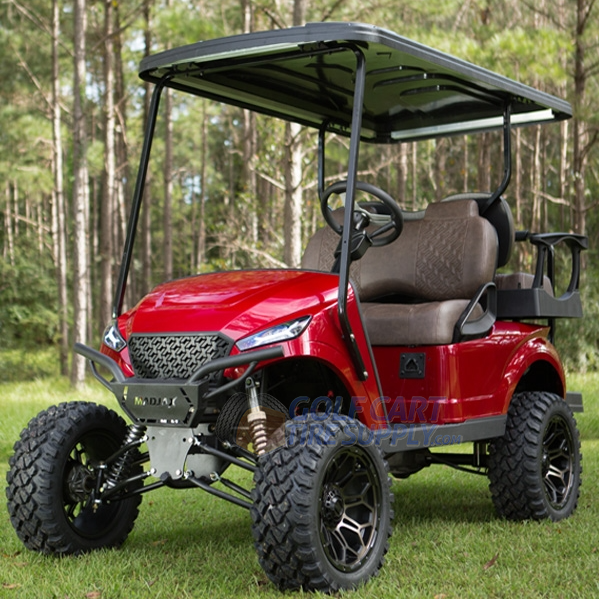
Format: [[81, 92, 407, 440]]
[[121, 269, 339, 342]]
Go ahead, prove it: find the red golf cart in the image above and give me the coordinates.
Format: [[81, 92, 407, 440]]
[[7, 22, 587, 593]]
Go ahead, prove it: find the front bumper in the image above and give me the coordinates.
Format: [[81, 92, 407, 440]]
[[74, 343, 284, 427]]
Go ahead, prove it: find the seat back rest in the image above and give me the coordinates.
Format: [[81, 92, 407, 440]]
[[302, 199, 498, 303], [442, 192, 514, 267], [301, 221, 340, 273]]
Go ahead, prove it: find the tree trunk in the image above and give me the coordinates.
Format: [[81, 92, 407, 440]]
[[397, 143, 408, 203], [293, 0, 306, 26], [477, 133, 491, 191], [141, 0, 153, 295], [113, 0, 132, 307], [24, 196, 31, 240], [434, 138, 447, 201], [242, 108, 258, 244], [196, 100, 207, 268], [513, 127, 524, 268], [283, 0, 305, 267], [284, 121, 303, 267], [71, 0, 90, 387], [52, 0, 69, 375], [240, 0, 258, 246], [13, 180, 19, 238], [99, 0, 115, 331], [531, 125, 542, 233], [559, 119, 569, 230], [4, 181, 15, 266], [411, 142, 417, 209], [36, 199, 43, 258], [572, 0, 589, 237]]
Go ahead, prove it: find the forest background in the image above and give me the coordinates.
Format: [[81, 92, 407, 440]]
[[0, 0, 598, 386]]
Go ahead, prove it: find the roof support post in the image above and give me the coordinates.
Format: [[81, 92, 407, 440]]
[[337, 47, 368, 381], [112, 77, 170, 319], [317, 126, 326, 200], [482, 100, 512, 214]]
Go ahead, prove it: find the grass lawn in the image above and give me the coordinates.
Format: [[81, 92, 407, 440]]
[[1, 352, 598, 598]]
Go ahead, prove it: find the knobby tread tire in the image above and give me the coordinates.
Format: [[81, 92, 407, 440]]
[[6, 401, 142, 555], [487, 391, 582, 522], [250, 413, 393, 593]]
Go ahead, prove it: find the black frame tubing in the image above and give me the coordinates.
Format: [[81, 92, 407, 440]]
[[113, 77, 171, 319], [337, 47, 369, 382], [481, 100, 512, 214], [188, 475, 252, 509]]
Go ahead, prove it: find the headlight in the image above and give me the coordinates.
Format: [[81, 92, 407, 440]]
[[236, 316, 311, 352], [103, 322, 127, 352]]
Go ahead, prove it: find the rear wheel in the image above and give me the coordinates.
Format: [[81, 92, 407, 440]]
[[6, 401, 142, 554], [251, 413, 393, 592], [488, 391, 581, 521]]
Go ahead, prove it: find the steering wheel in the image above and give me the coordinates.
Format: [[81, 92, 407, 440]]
[[320, 180, 403, 247]]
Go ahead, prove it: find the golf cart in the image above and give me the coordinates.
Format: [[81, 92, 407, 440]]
[[7, 22, 587, 593]]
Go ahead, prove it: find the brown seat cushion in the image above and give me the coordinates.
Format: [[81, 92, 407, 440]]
[[361, 300, 484, 345], [302, 199, 497, 345]]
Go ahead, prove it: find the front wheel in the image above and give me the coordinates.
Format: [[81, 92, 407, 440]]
[[250, 413, 393, 592], [6, 401, 142, 555], [488, 391, 582, 521]]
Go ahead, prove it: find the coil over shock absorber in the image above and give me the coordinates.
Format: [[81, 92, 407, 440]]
[[245, 377, 268, 456], [104, 423, 146, 489]]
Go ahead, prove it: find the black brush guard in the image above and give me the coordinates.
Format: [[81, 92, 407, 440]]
[[74, 342, 284, 428]]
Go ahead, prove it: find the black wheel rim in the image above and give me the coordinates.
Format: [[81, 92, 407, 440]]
[[318, 446, 382, 573], [542, 415, 575, 509], [62, 431, 122, 538]]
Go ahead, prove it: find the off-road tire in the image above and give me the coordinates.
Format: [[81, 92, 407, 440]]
[[6, 401, 142, 555], [488, 391, 581, 521], [250, 413, 393, 592]]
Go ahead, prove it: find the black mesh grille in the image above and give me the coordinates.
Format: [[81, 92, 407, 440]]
[[128, 333, 232, 379]]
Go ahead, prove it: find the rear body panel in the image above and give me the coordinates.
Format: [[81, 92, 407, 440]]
[[374, 322, 564, 425]]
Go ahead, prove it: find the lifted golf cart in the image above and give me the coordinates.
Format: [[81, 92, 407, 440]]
[[7, 23, 587, 593]]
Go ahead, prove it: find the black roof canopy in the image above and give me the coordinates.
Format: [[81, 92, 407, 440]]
[[140, 22, 571, 143]]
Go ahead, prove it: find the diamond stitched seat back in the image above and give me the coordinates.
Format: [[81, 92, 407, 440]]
[[302, 199, 497, 303], [301, 199, 498, 345]]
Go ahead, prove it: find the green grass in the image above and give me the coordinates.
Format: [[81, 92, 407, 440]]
[[1, 362, 599, 598], [0, 347, 62, 383]]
